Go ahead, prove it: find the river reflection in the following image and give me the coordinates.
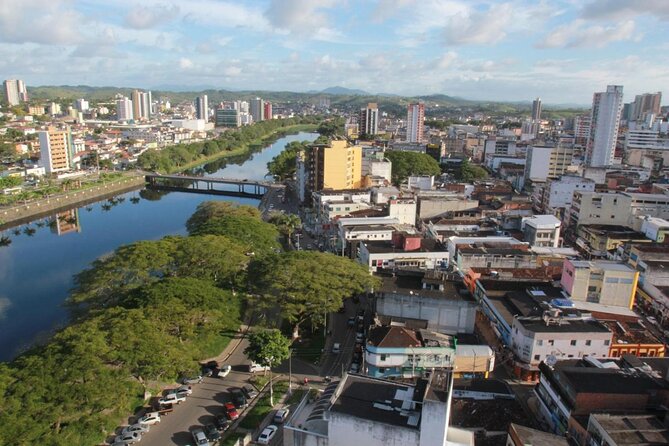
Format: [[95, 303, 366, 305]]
[[0, 132, 317, 361]]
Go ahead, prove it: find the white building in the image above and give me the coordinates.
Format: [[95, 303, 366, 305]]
[[521, 215, 561, 248], [540, 176, 595, 215], [388, 198, 417, 226], [587, 85, 623, 167], [639, 216, 669, 242], [116, 96, 133, 121], [194, 95, 209, 122], [359, 236, 449, 273], [74, 98, 89, 112], [406, 102, 425, 143], [407, 176, 434, 191], [368, 158, 392, 184], [524, 145, 575, 186]]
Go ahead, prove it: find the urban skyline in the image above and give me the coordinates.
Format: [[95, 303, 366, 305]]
[[0, 1, 668, 104]]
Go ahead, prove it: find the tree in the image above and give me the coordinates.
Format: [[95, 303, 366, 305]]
[[266, 141, 310, 180], [268, 213, 301, 243], [458, 159, 489, 182], [384, 151, 441, 185], [249, 251, 380, 338], [189, 215, 280, 256], [186, 201, 260, 233], [244, 329, 291, 405]]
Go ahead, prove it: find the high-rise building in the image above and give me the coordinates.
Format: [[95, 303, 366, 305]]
[[359, 103, 379, 136], [195, 95, 209, 121], [39, 126, 73, 173], [250, 97, 265, 123], [531, 97, 542, 121], [215, 108, 240, 128], [263, 101, 272, 120], [3, 79, 27, 106], [406, 102, 425, 143], [586, 85, 623, 167], [74, 98, 89, 112], [48, 102, 62, 116], [630, 92, 662, 122], [131, 90, 151, 121], [116, 96, 133, 121]]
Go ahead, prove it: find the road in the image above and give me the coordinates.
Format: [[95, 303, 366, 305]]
[[133, 336, 254, 446]]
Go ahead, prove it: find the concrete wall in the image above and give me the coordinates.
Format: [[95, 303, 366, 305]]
[[376, 293, 476, 334]]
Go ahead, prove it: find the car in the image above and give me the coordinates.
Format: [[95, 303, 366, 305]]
[[181, 374, 203, 385], [122, 423, 150, 436], [332, 343, 341, 354], [215, 414, 231, 431], [204, 423, 221, 442], [350, 363, 360, 373], [273, 408, 290, 423], [114, 432, 141, 444], [248, 362, 271, 373], [229, 388, 247, 408], [257, 425, 278, 444], [241, 384, 258, 400], [191, 428, 210, 446], [173, 385, 192, 397], [216, 364, 232, 378], [347, 317, 356, 326], [158, 392, 186, 405], [136, 412, 160, 426], [224, 402, 239, 420], [355, 332, 364, 343]]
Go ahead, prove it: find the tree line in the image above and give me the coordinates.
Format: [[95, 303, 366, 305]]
[[0, 200, 376, 445]]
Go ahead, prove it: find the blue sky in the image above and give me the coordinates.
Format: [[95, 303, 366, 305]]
[[0, 0, 668, 104]]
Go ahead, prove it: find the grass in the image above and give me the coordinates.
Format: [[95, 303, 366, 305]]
[[221, 432, 246, 446], [239, 381, 289, 429], [291, 331, 326, 364]]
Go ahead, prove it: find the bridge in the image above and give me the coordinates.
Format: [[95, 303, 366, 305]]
[[145, 174, 278, 198]]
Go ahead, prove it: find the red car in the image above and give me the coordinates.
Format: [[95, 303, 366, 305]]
[[224, 402, 239, 420]]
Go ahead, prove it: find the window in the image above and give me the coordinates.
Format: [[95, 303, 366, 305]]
[[534, 355, 540, 361], [548, 340, 554, 346], [379, 368, 385, 373], [537, 340, 543, 346], [380, 354, 387, 361], [570, 340, 577, 346], [585, 340, 592, 346], [604, 340, 610, 346]]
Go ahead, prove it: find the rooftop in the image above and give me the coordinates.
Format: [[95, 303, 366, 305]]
[[376, 271, 473, 301], [516, 317, 611, 333], [591, 413, 669, 445], [569, 260, 636, 273], [363, 238, 446, 254], [522, 215, 562, 228], [509, 423, 569, 446]]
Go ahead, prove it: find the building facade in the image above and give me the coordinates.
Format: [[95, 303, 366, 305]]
[[39, 126, 73, 173], [586, 85, 623, 167], [359, 103, 379, 136], [560, 259, 638, 308], [406, 102, 425, 143]]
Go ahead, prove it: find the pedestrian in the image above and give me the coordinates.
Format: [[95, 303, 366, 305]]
[[303, 377, 309, 385]]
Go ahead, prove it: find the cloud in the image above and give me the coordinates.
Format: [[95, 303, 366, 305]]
[[0, 0, 84, 45], [179, 58, 194, 69], [442, 3, 515, 45], [371, 0, 414, 23], [433, 52, 458, 69], [265, 0, 339, 34], [223, 66, 241, 76], [537, 19, 637, 48], [125, 3, 179, 29], [582, 0, 669, 21]]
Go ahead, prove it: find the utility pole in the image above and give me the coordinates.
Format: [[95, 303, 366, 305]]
[[269, 360, 274, 407], [288, 349, 292, 395]]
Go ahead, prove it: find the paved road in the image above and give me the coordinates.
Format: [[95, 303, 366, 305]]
[[132, 336, 254, 446]]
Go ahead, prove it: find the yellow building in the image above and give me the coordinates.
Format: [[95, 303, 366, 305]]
[[38, 126, 72, 173], [299, 140, 363, 201]]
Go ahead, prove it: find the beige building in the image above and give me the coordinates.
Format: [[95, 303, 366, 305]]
[[38, 126, 72, 173], [297, 140, 363, 202], [567, 191, 669, 229], [560, 259, 639, 308]]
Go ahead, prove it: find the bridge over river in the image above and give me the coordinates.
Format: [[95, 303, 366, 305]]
[[145, 174, 281, 198]]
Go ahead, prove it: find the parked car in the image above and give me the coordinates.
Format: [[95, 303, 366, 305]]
[[229, 388, 247, 408], [158, 393, 185, 406], [224, 402, 239, 420], [248, 362, 271, 373], [191, 428, 210, 446], [347, 317, 356, 327], [350, 363, 360, 373], [355, 332, 364, 343], [136, 412, 161, 426], [273, 408, 290, 423], [215, 414, 231, 431], [114, 432, 141, 444], [174, 385, 192, 397], [216, 364, 232, 378], [181, 374, 203, 385], [241, 384, 258, 400], [122, 423, 150, 436], [257, 425, 278, 444], [204, 423, 221, 442], [332, 343, 341, 354]]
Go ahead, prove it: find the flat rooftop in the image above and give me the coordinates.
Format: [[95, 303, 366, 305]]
[[377, 273, 472, 301], [591, 414, 669, 446], [516, 317, 611, 333], [570, 260, 635, 272], [363, 238, 446, 254]]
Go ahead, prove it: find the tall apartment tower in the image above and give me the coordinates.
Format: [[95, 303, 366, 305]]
[[263, 101, 272, 120], [131, 90, 151, 121], [630, 92, 662, 122], [195, 95, 209, 121], [359, 102, 379, 136], [116, 96, 133, 121], [250, 97, 265, 123], [3, 79, 27, 105], [531, 97, 542, 121], [39, 126, 73, 173], [297, 140, 363, 202], [406, 102, 425, 143], [586, 85, 623, 167]]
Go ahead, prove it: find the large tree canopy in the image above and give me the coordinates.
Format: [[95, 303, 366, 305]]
[[267, 141, 310, 180], [249, 251, 379, 336], [384, 151, 441, 185]]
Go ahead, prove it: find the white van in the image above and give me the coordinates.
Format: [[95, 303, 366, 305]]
[[248, 362, 271, 373]]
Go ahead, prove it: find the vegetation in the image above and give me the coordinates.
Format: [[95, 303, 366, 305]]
[[248, 251, 379, 337], [316, 117, 345, 137], [137, 117, 319, 173], [244, 330, 292, 369], [266, 140, 310, 180], [383, 151, 442, 185], [268, 212, 301, 245], [0, 176, 22, 189], [238, 381, 289, 429], [458, 159, 489, 182]]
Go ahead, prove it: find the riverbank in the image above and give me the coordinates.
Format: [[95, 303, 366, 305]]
[[0, 174, 146, 230], [170, 123, 318, 173]]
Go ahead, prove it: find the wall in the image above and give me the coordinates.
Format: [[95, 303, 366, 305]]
[[376, 293, 476, 334]]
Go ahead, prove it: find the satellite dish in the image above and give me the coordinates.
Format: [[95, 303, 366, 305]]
[[545, 355, 558, 367]]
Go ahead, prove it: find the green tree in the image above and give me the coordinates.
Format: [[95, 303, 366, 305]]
[[266, 140, 310, 180], [458, 158, 489, 182], [173, 235, 249, 286], [244, 329, 291, 405], [249, 251, 379, 337], [384, 151, 442, 185], [186, 201, 261, 233], [190, 215, 280, 256], [268, 212, 301, 243]]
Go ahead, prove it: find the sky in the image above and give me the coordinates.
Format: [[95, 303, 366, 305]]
[[0, 0, 668, 105]]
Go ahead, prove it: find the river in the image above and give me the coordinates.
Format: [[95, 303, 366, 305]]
[[0, 131, 318, 361]]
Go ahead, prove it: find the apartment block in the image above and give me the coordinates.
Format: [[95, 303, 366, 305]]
[[521, 215, 561, 247], [560, 259, 638, 308], [540, 176, 595, 215], [567, 191, 669, 229], [524, 145, 575, 185], [38, 126, 73, 173]]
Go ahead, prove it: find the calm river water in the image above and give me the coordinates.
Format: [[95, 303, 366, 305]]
[[0, 132, 318, 361]]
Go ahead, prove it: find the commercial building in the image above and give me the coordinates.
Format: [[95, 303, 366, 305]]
[[263, 101, 272, 120], [629, 92, 662, 122], [250, 97, 265, 122], [38, 126, 73, 173], [215, 108, 240, 128], [359, 234, 450, 273], [523, 144, 575, 185], [566, 191, 669, 229], [540, 175, 595, 216], [115, 96, 133, 121], [194, 95, 208, 121], [406, 102, 425, 143], [531, 97, 542, 121], [359, 102, 379, 136], [586, 413, 669, 446], [73, 98, 89, 112], [586, 85, 624, 167], [560, 259, 638, 308], [575, 224, 650, 258], [3, 79, 27, 105], [521, 215, 561, 248]]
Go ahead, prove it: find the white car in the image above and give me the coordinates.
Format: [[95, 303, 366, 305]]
[[257, 425, 278, 444], [332, 343, 341, 354], [192, 428, 210, 446], [248, 362, 271, 373], [273, 408, 290, 423], [137, 412, 161, 426], [114, 432, 141, 444], [174, 385, 193, 396], [218, 364, 232, 378], [159, 392, 186, 405], [122, 423, 150, 436]]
